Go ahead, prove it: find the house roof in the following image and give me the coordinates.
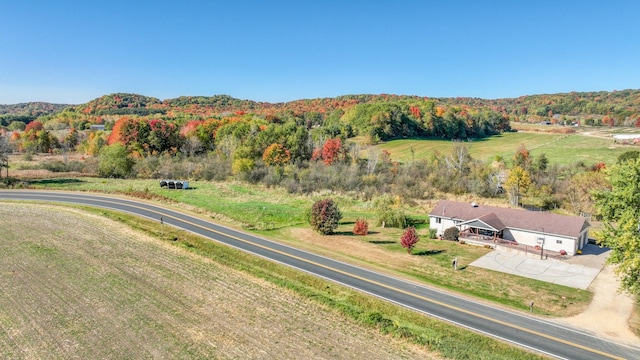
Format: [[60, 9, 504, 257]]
[[458, 212, 505, 231], [430, 200, 589, 238]]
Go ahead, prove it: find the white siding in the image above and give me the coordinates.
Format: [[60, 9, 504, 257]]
[[504, 228, 577, 255], [430, 217, 457, 236]]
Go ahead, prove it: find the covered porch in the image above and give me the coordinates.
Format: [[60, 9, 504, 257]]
[[457, 213, 508, 243]]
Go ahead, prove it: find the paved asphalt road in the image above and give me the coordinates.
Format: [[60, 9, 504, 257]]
[[2, 190, 639, 360]]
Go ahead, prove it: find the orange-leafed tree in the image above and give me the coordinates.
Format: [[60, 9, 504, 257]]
[[262, 143, 291, 167], [312, 138, 346, 165], [513, 144, 531, 169], [107, 117, 146, 146], [24, 121, 44, 133]]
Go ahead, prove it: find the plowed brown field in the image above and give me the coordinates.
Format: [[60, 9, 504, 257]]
[[0, 204, 437, 359]]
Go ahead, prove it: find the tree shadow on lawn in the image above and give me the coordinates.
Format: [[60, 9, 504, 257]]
[[368, 240, 395, 245], [332, 231, 380, 236], [413, 249, 446, 256], [27, 178, 86, 185]]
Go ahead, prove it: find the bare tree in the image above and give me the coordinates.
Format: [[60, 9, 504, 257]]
[[366, 148, 379, 175], [444, 142, 472, 173], [181, 136, 203, 157]]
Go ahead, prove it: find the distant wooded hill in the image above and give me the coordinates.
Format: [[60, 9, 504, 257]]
[[71, 90, 640, 121], [3, 89, 640, 129], [0, 102, 70, 126]]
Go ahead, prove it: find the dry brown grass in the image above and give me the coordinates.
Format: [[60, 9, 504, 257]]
[[0, 203, 439, 359]]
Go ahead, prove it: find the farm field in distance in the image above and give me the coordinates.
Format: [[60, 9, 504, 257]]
[[369, 127, 633, 166], [0, 203, 437, 359]]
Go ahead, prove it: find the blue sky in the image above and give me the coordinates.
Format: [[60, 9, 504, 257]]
[[1, 1, 639, 104]]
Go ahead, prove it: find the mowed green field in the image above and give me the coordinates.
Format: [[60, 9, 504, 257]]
[[370, 131, 630, 166]]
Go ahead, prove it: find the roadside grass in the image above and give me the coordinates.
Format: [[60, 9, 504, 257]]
[[25, 177, 592, 316], [82, 207, 544, 360], [274, 223, 592, 315], [368, 131, 631, 166]]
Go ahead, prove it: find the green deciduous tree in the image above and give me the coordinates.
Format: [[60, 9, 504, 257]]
[[308, 198, 342, 235], [98, 144, 135, 178], [617, 150, 640, 164], [593, 158, 640, 295]]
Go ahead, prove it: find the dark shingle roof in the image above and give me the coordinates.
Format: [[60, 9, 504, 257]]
[[430, 200, 589, 238]]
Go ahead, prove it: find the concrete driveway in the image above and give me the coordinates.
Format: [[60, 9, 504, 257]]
[[470, 244, 609, 290]]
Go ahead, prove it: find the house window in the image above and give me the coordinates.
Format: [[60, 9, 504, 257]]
[[435, 217, 442, 224], [556, 240, 563, 244]]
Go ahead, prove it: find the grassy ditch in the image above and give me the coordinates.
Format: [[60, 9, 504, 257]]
[[80, 206, 545, 359]]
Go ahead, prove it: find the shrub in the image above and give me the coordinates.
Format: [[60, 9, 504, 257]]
[[428, 228, 437, 239], [308, 198, 342, 235], [353, 218, 369, 236], [443, 227, 459, 241], [400, 226, 419, 254]]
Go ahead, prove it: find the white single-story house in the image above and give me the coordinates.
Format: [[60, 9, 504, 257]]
[[429, 200, 590, 256]]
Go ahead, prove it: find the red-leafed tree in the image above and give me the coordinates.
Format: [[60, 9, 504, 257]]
[[263, 143, 291, 167], [308, 198, 342, 235], [409, 106, 421, 119], [312, 138, 346, 165], [400, 226, 420, 254], [180, 120, 203, 137], [353, 218, 368, 236]]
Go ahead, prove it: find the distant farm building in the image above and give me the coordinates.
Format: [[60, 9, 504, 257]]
[[89, 124, 106, 131], [613, 134, 640, 143]]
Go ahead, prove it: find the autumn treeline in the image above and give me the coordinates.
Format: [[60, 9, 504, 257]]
[[1, 90, 637, 217]]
